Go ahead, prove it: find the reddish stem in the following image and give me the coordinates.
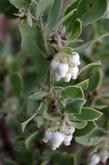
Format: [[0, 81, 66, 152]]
[[0, 116, 15, 160]]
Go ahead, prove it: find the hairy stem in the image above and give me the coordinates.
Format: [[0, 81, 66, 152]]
[[39, 17, 50, 59]]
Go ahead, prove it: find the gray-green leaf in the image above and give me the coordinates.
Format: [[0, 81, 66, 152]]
[[66, 98, 86, 114], [62, 86, 84, 99]]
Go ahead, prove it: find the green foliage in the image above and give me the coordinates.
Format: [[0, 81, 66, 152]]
[[62, 86, 84, 99], [10, 73, 23, 97], [46, 0, 63, 33], [74, 121, 96, 136], [0, 0, 18, 18], [77, 0, 107, 25], [0, 0, 109, 164], [76, 79, 89, 91], [73, 107, 103, 121], [66, 98, 86, 114], [29, 91, 47, 101], [9, 0, 31, 9], [37, 0, 53, 17], [25, 131, 43, 149], [51, 152, 75, 165], [75, 129, 104, 146]]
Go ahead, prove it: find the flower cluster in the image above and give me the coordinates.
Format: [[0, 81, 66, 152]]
[[50, 52, 80, 82], [43, 125, 75, 150], [89, 152, 109, 165]]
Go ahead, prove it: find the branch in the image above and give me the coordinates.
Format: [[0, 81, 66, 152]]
[[0, 116, 16, 161]]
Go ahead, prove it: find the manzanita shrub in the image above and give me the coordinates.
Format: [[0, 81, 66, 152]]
[[0, 0, 109, 164]]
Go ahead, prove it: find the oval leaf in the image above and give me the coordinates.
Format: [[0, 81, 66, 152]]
[[73, 107, 103, 121], [66, 98, 86, 114], [76, 79, 89, 91], [62, 86, 84, 99], [77, 0, 107, 25], [74, 121, 96, 137]]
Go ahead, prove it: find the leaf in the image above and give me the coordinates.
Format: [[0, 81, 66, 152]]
[[70, 121, 87, 129], [0, 0, 18, 18], [29, 91, 47, 101], [64, 16, 82, 40], [19, 23, 49, 76], [82, 55, 93, 64], [46, 0, 63, 33], [64, 2, 82, 40], [73, 107, 103, 121], [70, 18, 82, 40], [65, 0, 79, 14], [78, 62, 102, 91], [73, 33, 109, 53], [66, 98, 86, 114], [76, 79, 89, 91], [37, 0, 53, 17], [19, 23, 42, 54], [9, 0, 31, 9], [78, 61, 101, 77], [74, 121, 96, 136], [21, 113, 37, 132], [62, 47, 73, 54], [10, 73, 23, 97], [92, 105, 107, 110], [77, 0, 107, 25], [55, 9, 77, 29], [52, 152, 75, 165], [88, 68, 102, 91], [25, 131, 43, 149], [13, 141, 33, 164], [21, 103, 43, 132], [62, 86, 84, 99], [75, 129, 104, 146]]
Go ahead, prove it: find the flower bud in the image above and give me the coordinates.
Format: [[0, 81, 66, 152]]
[[66, 125, 75, 134], [71, 66, 79, 80], [64, 134, 73, 146], [50, 60, 59, 72], [89, 154, 100, 165], [55, 72, 62, 81], [51, 131, 65, 150], [42, 130, 53, 143], [64, 71, 72, 82], [68, 52, 80, 66], [58, 63, 69, 77]]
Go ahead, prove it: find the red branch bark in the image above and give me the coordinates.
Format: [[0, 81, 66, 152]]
[[0, 116, 15, 161]]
